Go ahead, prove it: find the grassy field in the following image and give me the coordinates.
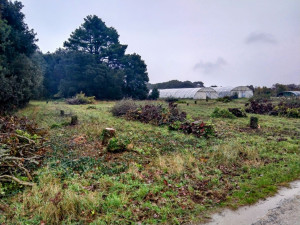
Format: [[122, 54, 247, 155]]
[[1, 99, 300, 224]]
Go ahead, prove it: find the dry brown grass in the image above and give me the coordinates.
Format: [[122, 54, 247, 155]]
[[211, 140, 261, 166], [15, 173, 100, 224]]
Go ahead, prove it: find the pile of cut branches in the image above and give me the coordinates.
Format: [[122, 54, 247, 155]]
[[245, 99, 274, 114], [0, 116, 48, 187], [245, 99, 300, 118], [126, 102, 187, 126]]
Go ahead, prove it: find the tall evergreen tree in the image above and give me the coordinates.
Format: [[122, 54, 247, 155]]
[[63, 15, 127, 68], [122, 53, 149, 99], [43, 15, 149, 100], [0, 0, 42, 113]]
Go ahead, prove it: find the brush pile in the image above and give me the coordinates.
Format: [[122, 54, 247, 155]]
[[126, 102, 187, 126], [0, 116, 48, 187], [170, 121, 215, 138], [245, 99, 300, 118], [245, 99, 274, 114], [112, 101, 215, 138]]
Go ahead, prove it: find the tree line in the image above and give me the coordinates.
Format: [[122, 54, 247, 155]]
[[0, 1, 149, 114], [148, 80, 204, 89]]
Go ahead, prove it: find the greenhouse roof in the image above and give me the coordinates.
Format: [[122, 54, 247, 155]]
[[158, 88, 202, 98], [231, 86, 252, 91], [278, 91, 300, 96]]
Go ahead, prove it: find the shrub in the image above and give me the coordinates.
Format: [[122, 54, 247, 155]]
[[148, 88, 160, 100], [176, 100, 187, 104], [165, 97, 178, 103], [106, 137, 131, 153], [211, 107, 236, 119], [111, 99, 138, 117], [228, 108, 247, 117], [286, 108, 300, 118], [216, 96, 232, 103], [66, 92, 95, 105], [276, 100, 300, 118]]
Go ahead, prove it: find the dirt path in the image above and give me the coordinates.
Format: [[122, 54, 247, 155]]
[[202, 180, 300, 225]]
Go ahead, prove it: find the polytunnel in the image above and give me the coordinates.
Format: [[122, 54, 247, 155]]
[[277, 91, 300, 98], [193, 87, 218, 99], [193, 87, 233, 99], [213, 87, 233, 98], [230, 86, 253, 98], [156, 86, 253, 99], [158, 88, 202, 99]]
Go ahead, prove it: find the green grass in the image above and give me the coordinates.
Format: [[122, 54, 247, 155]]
[[1, 99, 300, 224]]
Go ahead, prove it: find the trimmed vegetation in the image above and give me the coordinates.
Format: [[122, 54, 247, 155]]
[[0, 99, 300, 224]]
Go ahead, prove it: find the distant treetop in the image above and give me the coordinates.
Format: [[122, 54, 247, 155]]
[[149, 80, 204, 89]]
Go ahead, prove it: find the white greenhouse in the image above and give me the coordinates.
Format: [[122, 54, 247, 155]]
[[156, 86, 253, 99], [158, 88, 202, 99], [193, 87, 218, 99], [230, 86, 253, 98]]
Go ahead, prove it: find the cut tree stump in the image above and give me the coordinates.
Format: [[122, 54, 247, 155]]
[[101, 128, 116, 145], [70, 115, 78, 125], [250, 116, 258, 129]]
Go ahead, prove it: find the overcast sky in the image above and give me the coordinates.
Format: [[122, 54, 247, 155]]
[[19, 0, 300, 87]]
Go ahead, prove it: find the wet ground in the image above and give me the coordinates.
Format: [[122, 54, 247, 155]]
[[203, 180, 300, 225]]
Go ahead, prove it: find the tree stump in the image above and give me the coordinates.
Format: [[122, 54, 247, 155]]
[[60, 110, 65, 116], [250, 117, 258, 129], [101, 128, 116, 145], [70, 115, 78, 125]]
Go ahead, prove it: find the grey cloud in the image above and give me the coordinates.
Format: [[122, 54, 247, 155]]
[[193, 57, 227, 74], [245, 32, 277, 44]]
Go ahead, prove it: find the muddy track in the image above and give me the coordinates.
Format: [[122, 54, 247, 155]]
[[202, 180, 300, 225]]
